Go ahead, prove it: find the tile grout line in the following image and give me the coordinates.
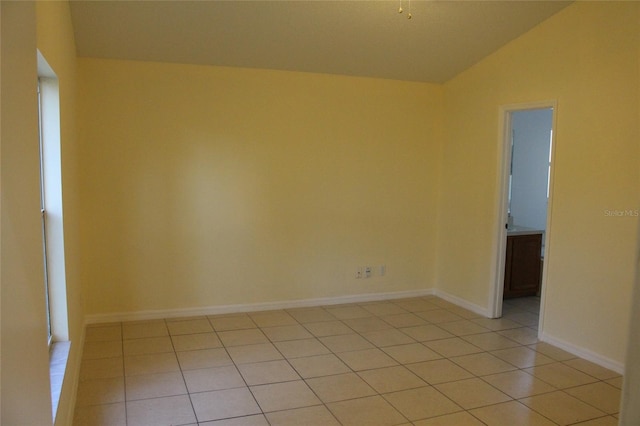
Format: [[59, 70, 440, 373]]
[[167, 317, 200, 425], [75, 296, 621, 425], [273, 306, 348, 425]]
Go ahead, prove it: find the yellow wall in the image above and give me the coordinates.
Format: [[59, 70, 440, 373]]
[[1, 2, 52, 424], [620, 5, 640, 420], [77, 60, 443, 315], [0, 1, 83, 424], [36, 1, 84, 424], [77, 2, 639, 368], [438, 2, 639, 365]]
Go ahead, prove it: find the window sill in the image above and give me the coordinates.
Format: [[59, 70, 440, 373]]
[[49, 341, 70, 421]]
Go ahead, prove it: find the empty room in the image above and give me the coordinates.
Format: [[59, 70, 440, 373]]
[[2, 1, 639, 425]]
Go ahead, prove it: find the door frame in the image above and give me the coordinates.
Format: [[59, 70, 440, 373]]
[[489, 100, 558, 333]]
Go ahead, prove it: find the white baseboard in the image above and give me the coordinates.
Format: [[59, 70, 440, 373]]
[[83, 287, 625, 376], [539, 332, 625, 374], [84, 288, 436, 325], [433, 289, 490, 317]]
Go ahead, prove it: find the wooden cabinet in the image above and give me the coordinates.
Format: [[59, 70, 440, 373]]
[[504, 233, 542, 298]]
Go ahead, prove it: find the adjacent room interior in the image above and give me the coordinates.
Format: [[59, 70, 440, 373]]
[[2, 1, 639, 425]]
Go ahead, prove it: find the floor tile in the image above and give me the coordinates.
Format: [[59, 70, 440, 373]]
[[82, 340, 123, 360], [407, 359, 474, 385], [471, 317, 522, 331], [336, 348, 398, 371], [250, 380, 321, 412], [605, 376, 624, 389], [358, 365, 427, 393], [183, 365, 245, 393], [226, 342, 283, 364], [209, 314, 257, 331], [85, 325, 122, 343], [380, 313, 428, 328], [490, 346, 555, 368], [118, 353, 164, 381], [504, 311, 540, 327], [481, 369, 556, 399], [286, 307, 336, 323], [319, 333, 375, 353], [393, 299, 440, 312], [424, 337, 483, 357], [199, 414, 269, 425], [176, 347, 233, 370], [384, 386, 462, 421], [399, 325, 454, 342], [167, 318, 214, 335], [469, 400, 556, 425], [462, 332, 521, 351], [361, 328, 416, 347], [528, 342, 577, 361], [122, 320, 168, 340], [437, 320, 490, 336], [416, 309, 464, 324], [74, 402, 126, 426], [361, 302, 409, 316], [80, 357, 124, 381], [237, 359, 300, 385], [520, 391, 606, 425], [568, 416, 620, 425], [325, 304, 373, 320], [450, 352, 517, 376], [563, 358, 621, 380], [413, 411, 485, 425], [343, 316, 393, 333], [75, 377, 125, 406], [75, 295, 627, 426], [427, 298, 460, 310], [381, 343, 442, 364], [266, 405, 340, 426], [524, 362, 599, 389], [327, 395, 407, 426], [218, 329, 269, 346], [565, 381, 622, 414], [287, 353, 351, 378], [275, 338, 331, 358], [171, 332, 222, 351], [504, 297, 540, 312], [249, 310, 298, 327], [303, 320, 353, 337], [446, 306, 483, 320], [497, 327, 539, 345], [125, 371, 187, 400], [261, 324, 313, 341], [123, 336, 174, 356], [191, 387, 261, 422], [435, 377, 512, 409], [126, 394, 196, 426], [306, 372, 376, 402]]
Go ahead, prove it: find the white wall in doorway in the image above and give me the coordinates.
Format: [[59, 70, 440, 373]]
[[510, 108, 553, 231]]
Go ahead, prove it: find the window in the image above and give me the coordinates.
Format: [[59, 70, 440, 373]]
[[37, 78, 53, 344], [37, 50, 70, 422]]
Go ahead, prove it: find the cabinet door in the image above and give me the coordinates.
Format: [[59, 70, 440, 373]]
[[504, 234, 542, 298]]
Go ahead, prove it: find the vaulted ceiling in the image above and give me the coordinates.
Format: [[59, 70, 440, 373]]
[[69, 1, 571, 83]]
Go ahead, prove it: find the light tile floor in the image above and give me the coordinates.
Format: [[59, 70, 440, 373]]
[[74, 296, 623, 425]]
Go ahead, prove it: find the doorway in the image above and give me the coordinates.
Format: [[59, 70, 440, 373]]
[[491, 101, 556, 330]]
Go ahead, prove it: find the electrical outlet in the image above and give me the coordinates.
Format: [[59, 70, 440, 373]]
[[364, 266, 372, 278], [355, 267, 363, 279], [379, 265, 386, 276]]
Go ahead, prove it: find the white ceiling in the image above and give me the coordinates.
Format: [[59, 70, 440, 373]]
[[69, 0, 571, 84]]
